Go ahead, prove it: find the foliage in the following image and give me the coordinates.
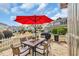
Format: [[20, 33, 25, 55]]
[[40, 30, 44, 32], [3, 30, 13, 38], [28, 30, 32, 33], [51, 28, 58, 34], [51, 26, 67, 35]]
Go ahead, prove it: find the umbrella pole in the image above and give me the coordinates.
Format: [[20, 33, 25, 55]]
[[35, 15, 37, 40], [35, 25, 37, 40]]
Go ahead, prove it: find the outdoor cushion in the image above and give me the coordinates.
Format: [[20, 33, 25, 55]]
[[20, 50, 30, 56], [37, 45, 44, 50], [19, 46, 30, 54], [36, 48, 44, 54], [36, 48, 47, 54]]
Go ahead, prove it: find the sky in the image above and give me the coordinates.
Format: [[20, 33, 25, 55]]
[[0, 3, 68, 26]]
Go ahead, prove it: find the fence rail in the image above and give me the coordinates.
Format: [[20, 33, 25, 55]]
[[0, 33, 33, 52], [0, 36, 21, 52]]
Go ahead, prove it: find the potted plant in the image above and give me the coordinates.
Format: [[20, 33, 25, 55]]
[[51, 26, 67, 42], [52, 28, 59, 42]]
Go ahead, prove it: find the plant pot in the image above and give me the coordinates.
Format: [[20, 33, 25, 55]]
[[54, 34, 59, 42]]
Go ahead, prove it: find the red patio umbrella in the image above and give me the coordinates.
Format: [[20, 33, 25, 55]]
[[15, 15, 54, 39]]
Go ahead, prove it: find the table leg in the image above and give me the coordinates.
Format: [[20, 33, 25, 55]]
[[35, 46, 36, 56], [32, 47, 35, 56], [32, 47, 36, 56]]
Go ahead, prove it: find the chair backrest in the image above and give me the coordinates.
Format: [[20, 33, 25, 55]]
[[28, 36, 32, 40], [10, 44, 20, 56], [20, 37, 27, 43], [21, 37, 27, 41]]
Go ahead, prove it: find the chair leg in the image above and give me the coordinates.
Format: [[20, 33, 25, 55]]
[[47, 51, 49, 56], [46, 48, 49, 56], [43, 50, 46, 56], [43, 53, 45, 56], [29, 49, 31, 54]]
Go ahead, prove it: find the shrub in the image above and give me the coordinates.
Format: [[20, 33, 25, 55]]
[[41, 30, 44, 32], [51, 28, 58, 34], [3, 30, 13, 38], [51, 26, 67, 35]]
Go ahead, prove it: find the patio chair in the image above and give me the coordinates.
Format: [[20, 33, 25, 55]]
[[28, 36, 32, 40], [20, 37, 27, 47], [36, 43, 49, 56], [36, 39, 52, 56], [10, 44, 31, 56]]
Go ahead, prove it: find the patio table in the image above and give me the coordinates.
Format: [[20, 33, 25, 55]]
[[22, 39, 45, 56]]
